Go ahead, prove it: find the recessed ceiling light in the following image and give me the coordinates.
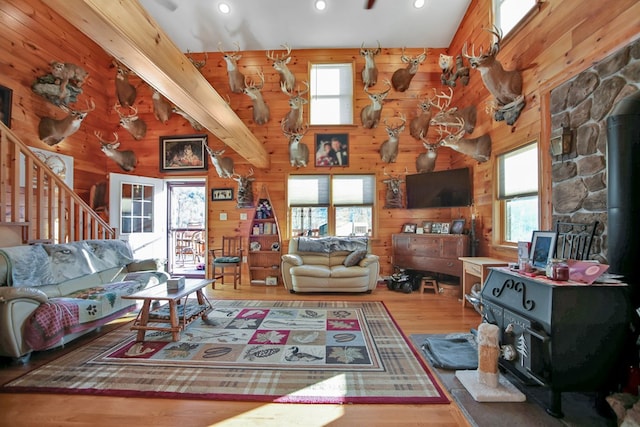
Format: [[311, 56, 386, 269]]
[[315, 0, 327, 11], [414, 0, 425, 8], [218, 3, 230, 14]]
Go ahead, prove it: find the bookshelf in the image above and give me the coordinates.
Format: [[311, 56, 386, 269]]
[[248, 185, 281, 285]]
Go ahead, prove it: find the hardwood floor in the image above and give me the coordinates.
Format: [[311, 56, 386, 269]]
[[0, 283, 482, 427]]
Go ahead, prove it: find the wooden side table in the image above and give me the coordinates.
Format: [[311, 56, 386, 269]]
[[458, 257, 509, 308]]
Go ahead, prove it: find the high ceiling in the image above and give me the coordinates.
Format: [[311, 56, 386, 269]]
[[138, 0, 471, 52]]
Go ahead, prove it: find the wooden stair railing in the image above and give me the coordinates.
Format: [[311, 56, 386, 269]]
[[0, 122, 115, 243]]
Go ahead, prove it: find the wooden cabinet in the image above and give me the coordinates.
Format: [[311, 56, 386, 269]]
[[391, 234, 470, 279], [248, 186, 281, 286], [459, 257, 509, 308]]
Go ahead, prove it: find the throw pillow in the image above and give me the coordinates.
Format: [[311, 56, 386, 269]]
[[343, 249, 367, 267]]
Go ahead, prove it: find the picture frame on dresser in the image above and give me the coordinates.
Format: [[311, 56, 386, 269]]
[[441, 222, 451, 234], [530, 230, 558, 268], [422, 221, 432, 233], [431, 223, 443, 234], [451, 219, 465, 234], [402, 223, 417, 233]]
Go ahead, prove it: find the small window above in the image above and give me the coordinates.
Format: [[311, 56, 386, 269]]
[[309, 62, 354, 126], [493, 0, 539, 40]]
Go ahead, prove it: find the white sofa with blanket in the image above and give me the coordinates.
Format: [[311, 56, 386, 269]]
[[281, 237, 379, 293], [0, 239, 168, 360]]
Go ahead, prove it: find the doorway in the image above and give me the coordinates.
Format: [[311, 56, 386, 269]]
[[167, 180, 206, 278]]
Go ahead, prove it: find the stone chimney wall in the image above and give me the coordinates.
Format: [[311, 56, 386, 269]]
[[550, 39, 640, 263]]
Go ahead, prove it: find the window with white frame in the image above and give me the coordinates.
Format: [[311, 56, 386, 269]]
[[493, 0, 538, 38], [120, 183, 154, 233], [309, 62, 354, 125], [288, 174, 374, 237], [497, 142, 539, 243]]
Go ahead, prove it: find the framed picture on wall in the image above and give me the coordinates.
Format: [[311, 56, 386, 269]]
[[315, 133, 349, 167], [160, 134, 208, 172], [211, 188, 233, 201], [0, 84, 12, 128]]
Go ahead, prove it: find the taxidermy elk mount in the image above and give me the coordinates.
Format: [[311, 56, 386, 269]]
[[113, 60, 137, 108], [391, 48, 427, 92], [361, 80, 391, 129], [204, 145, 234, 178], [379, 113, 406, 163], [38, 98, 95, 146], [266, 43, 295, 93], [360, 41, 381, 87], [218, 42, 246, 94], [463, 26, 525, 125], [233, 168, 255, 208], [281, 81, 309, 134], [243, 70, 270, 125], [439, 54, 470, 87], [382, 167, 408, 209], [115, 104, 147, 140], [282, 119, 309, 168], [95, 131, 137, 171]]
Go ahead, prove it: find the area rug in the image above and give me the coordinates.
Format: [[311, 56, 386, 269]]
[[2, 300, 447, 404]]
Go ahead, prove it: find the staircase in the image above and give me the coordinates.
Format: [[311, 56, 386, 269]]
[[0, 122, 114, 244]]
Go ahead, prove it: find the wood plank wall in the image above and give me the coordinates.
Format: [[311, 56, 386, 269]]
[[1, 0, 638, 277]]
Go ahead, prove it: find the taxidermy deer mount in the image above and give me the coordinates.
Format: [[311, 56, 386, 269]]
[[266, 43, 296, 93], [204, 145, 234, 178], [233, 168, 255, 208], [463, 26, 525, 125], [38, 98, 95, 146], [282, 119, 309, 168], [243, 70, 270, 125], [379, 113, 406, 164], [391, 48, 426, 92], [218, 42, 246, 94], [382, 167, 407, 209], [115, 104, 147, 140], [95, 131, 137, 171], [429, 87, 477, 134], [360, 41, 381, 87], [439, 54, 470, 87], [361, 80, 391, 129], [281, 81, 309, 134], [113, 60, 137, 108]]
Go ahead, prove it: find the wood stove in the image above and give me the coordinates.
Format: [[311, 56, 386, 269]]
[[481, 267, 630, 417]]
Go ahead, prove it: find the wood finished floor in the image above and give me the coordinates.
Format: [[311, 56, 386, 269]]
[[0, 283, 482, 427]]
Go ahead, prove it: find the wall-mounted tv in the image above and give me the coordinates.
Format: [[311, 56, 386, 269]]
[[406, 167, 472, 209]]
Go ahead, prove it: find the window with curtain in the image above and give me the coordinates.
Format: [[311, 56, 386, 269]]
[[309, 62, 354, 125], [288, 174, 375, 237], [496, 142, 539, 243]]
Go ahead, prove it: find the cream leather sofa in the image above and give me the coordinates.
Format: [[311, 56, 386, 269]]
[[281, 237, 379, 293], [0, 239, 168, 361]]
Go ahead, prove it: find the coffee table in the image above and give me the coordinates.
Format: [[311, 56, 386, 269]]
[[122, 278, 214, 341]]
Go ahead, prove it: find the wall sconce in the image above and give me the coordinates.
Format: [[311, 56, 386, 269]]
[[550, 126, 573, 156]]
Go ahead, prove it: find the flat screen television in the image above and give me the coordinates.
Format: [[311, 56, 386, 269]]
[[406, 167, 472, 209]]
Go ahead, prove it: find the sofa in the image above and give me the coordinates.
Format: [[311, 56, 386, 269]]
[[0, 239, 168, 360], [281, 237, 379, 293]]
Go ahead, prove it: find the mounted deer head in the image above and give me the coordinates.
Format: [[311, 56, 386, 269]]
[[113, 60, 137, 108], [38, 98, 95, 146], [218, 42, 246, 94], [95, 131, 137, 171], [360, 41, 381, 87], [281, 119, 309, 168], [433, 116, 492, 163], [409, 90, 437, 140], [172, 106, 203, 131], [266, 43, 295, 93], [429, 87, 477, 134], [186, 50, 208, 70], [360, 80, 391, 129], [415, 139, 439, 173], [151, 89, 172, 124], [463, 26, 525, 125], [232, 168, 255, 208], [115, 104, 147, 140], [379, 113, 406, 163], [243, 70, 270, 125], [204, 145, 234, 178], [382, 167, 408, 209], [391, 47, 426, 92], [281, 81, 309, 134]]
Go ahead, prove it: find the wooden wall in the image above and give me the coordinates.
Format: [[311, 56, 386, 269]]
[[1, 0, 639, 278]]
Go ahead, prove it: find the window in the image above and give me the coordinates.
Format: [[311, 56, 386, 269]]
[[120, 183, 154, 233], [309, 62, 354, 125], [496, 143, 538, 243], [288, 174, 374, 237], [493, 0, 538, 38]]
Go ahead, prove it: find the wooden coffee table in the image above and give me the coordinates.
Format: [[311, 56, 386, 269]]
[[122, 278, 214, 341]]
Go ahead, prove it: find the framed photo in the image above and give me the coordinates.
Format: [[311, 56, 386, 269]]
[[160, 134, 208, 172], [0, 84, 12, 128], [315, 133, 349, 167], [530, 231, 558, 269], [422, 221, 432, 233], [451, 219, 465, 234], [402, 223, 417, 233], [441, 222, 451, 234], [211, 188, 233, 201], [431, 223, 443, 234]]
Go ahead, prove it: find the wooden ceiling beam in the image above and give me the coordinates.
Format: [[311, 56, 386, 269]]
[[42, 0, 269, 169]]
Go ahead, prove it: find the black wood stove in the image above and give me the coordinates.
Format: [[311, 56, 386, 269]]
[[481, 267, 630, 417]]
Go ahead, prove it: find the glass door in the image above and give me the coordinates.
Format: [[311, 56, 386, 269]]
[[167, 181, 206, 277]]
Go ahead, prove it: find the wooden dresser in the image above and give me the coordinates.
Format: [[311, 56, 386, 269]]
[[391, 233, 470, 279]]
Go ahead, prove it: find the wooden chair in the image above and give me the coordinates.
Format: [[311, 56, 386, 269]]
[[210, 236, 243, 289], [554, 220, 598, 260]]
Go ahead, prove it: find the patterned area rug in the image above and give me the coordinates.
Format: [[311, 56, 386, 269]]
[[3, 300, 447, 404]]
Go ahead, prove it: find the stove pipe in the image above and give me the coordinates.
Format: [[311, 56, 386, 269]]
[[606, 91, 640, 289]]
